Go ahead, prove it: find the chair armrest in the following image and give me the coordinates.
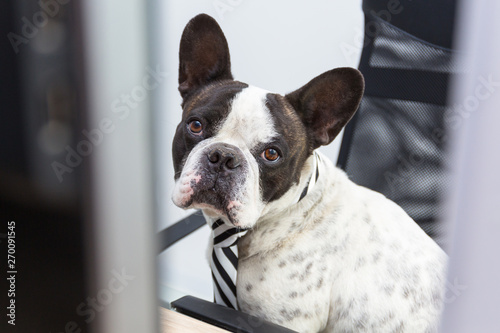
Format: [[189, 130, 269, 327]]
[[171, 296, 298, 333], [157, 211, 206, 253]]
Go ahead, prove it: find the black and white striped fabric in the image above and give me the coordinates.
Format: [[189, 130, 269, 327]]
[[210, 220, 247, 309], [210, 152, 320, 309]]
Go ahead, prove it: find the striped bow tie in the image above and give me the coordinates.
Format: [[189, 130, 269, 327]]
[[210, 152, 320, 309]]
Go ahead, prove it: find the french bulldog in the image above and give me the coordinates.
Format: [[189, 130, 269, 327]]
[[172, 13, 447, 333]]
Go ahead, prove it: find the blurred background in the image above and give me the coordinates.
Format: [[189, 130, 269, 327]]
[[1, 0, 499, 332]]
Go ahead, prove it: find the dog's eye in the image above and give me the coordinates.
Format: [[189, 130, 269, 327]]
[[188, 120, 203, 135], [262, 148, 280, 162]]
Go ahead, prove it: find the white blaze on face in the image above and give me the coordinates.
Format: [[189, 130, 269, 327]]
[[172, 86, 279, 228], [216, 85, 278, 147]]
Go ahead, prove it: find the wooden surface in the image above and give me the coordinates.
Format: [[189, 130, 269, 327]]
[[160, 307, 231, 333]]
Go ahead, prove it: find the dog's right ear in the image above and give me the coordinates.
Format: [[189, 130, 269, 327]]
[[178, 14, 233, 99]]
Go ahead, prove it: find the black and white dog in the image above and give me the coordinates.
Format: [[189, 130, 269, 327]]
[[172, 14, 447, 333]]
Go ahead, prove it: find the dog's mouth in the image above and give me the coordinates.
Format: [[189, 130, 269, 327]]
[[198, 199, 243, 227], [194, 185, 245, 225], [173, 169, 246, 226]]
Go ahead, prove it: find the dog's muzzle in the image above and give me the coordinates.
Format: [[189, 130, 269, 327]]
[[173, 140, 262, 227]]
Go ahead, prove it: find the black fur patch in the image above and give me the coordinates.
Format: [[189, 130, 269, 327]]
[[172, 80, 248, 179], [253, 93, 310, 203]]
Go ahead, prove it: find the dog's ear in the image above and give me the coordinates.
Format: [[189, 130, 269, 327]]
[[285, 68, 364, 149], [178, 14, 233, 99]]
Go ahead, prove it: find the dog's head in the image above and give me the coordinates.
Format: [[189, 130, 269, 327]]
[[172, 14, 364, 229]]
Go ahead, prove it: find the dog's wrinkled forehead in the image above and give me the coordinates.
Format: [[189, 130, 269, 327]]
[[218, 86, 278, 147], [183, 81, 281, 149]]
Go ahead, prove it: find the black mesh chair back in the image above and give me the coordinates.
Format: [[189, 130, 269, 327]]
[[337, 0, 459, 249]]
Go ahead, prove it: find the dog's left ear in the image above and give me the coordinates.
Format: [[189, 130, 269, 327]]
[[178, 14, 233, 99], [285, 68, 364, 149]]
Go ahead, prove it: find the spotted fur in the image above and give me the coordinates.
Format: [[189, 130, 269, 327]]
[[172, 14, 447, 333], [236, 153, 447, 332]]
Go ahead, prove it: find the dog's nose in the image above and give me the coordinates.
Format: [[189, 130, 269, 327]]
[[207, 146, 241, 170]]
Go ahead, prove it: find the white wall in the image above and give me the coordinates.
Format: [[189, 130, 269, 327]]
[[153, 0, 363, 303]]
